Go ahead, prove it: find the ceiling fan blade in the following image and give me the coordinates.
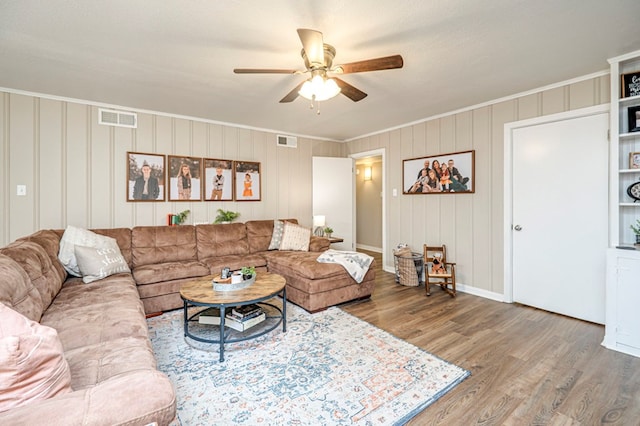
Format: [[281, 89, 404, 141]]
[[297, 28, 324, 65], [333, 77, 368, 102], [334, 55, 404, 74], [279, 81, 305, 103], [234, 68, 298, 74]]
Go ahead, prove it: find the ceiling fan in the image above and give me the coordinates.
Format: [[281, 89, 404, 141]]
[[233, 28, 404, 104]]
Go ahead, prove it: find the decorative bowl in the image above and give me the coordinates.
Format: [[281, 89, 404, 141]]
[[212, 273, 256, 291]]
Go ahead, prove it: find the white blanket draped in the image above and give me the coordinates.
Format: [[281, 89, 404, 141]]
[[316, 249, 374, 284]]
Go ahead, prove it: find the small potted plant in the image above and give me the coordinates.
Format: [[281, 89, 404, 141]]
[[323, 227, 334, 238], [631, 219, 640, 245], [214, 209, 240, 224], [241, 266, 255, 280], [173, 209, 190, 225]]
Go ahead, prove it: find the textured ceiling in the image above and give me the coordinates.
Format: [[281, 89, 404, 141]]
[[1, 0, 639, 141]]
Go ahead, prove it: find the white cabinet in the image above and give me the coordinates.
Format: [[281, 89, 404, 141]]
[[604, 248, 640, 358], [608, 50, 640, 246]]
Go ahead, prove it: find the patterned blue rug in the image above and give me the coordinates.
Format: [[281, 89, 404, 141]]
[[147, 302, 469, 425]]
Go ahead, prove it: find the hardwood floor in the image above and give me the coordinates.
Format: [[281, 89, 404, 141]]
[[341, 250, 640, 425]]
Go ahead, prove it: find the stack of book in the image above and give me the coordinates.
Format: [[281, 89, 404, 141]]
[[198, 304, 265, 331]]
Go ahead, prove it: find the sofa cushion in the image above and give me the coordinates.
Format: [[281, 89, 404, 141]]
[[0, 241, 64, 319], [17, 230, 67, 283], [91, 228, 133, 268], [263, 251, 345, 280], [0, 303, 72, 413], [132, 225, 198, 267], [196, 223, 249, 259], [133, 261, 210, 285], [0, 254, 44, 322], [75, 244, 131, 284], [279, 222, 311, 251]]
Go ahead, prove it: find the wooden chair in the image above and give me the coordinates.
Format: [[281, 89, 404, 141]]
[[423, 244, 456, 297]]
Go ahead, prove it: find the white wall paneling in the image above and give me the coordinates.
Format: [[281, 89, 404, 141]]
[[0, 91, 340, 244]]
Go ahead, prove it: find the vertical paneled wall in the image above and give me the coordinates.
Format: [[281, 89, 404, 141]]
[[0, 90, 342, 245], [346, 75, 610, 296]]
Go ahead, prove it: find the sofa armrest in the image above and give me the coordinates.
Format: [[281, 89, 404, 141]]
[[0, 370, 176, 426], [309, 236, 330, 252]]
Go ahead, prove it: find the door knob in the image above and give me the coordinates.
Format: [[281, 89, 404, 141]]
[[514, 225, 522, 231]]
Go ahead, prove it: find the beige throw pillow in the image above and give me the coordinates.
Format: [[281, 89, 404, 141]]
[[268, 220, 285, 250], [279, 222, 311, 251], [75, 243, 130, 284], [0, 303, 72, 413], [58, 226, 119, 277]]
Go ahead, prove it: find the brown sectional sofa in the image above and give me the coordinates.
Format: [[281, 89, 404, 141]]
[[0, 218, 375, 424], [0, 230, 176, 425], [0, 219, 375, 425]]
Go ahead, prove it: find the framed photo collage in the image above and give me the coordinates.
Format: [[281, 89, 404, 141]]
[[127, 152, 261, 202]]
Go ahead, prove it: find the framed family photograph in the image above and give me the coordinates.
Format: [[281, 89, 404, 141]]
[[127, 152, 165, 202], [234, 161, 261, 201], [621, 71, 640, 98], [203, 158, 234, 201], [168, 155, 203, 201], [403, 150, 475, 194]]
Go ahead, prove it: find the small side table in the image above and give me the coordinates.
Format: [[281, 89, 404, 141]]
[[327, 237, 344, 244]]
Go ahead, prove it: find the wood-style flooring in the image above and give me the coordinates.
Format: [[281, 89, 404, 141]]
[[340, 250, 640, 425]]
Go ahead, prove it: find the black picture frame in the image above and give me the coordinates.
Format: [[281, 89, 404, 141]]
[[234, 161, 261, 201], [127, 152, 165, 202], [628, 105, 640, 133], [621, 71, 640, 98], [403, 150, 475, 194]]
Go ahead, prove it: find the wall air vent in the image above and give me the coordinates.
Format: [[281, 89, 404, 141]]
[[99, 108, 138, 128], [276, 134, 297, 148]]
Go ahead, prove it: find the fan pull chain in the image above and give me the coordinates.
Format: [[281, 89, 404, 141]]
[[309, 95, 321, 115]]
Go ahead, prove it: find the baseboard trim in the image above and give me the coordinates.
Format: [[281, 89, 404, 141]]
[[356, 244, 382, 253], [381, 265, 506, 302]]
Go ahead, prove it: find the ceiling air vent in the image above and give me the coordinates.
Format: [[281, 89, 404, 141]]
[[99, 108, 137, 128], [277, 134, 297, 148]]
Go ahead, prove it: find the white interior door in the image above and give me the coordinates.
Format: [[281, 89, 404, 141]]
[[510, 111, 608, 324], [313, 157, 354, 251]]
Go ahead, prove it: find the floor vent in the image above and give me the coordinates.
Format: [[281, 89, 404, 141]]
[[99, 108, 138, 128], [277, 134, 297, 148]]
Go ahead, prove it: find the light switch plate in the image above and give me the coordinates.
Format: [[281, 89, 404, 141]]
[[17, 185, 26, 196]]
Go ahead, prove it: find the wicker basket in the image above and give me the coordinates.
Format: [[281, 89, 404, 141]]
[[393, 247, 421, 287]]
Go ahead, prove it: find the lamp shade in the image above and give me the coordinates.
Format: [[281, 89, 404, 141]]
[[313, 215, 326, 227]]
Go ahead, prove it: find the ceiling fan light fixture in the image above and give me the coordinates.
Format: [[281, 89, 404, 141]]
[[298, 75, 341, 102]]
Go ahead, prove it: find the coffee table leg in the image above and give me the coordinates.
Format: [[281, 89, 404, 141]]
[[219, 306, 226, 362], [183, 300, 188, 336], [282, 288, 287, 333]]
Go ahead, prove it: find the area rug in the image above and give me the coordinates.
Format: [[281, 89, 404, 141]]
[[147, 303, 470, 425]]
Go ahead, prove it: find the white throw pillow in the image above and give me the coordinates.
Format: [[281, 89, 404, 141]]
[[58, 226, 118, 277], [268, 220, 285, 250], [0, 303, 72, 413], [279, 222, 311, 251], [75, 244, 131, 284]]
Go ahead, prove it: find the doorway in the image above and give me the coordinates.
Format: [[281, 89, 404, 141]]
[[504, 105, 609, 324], [351, 149, 386, 267]]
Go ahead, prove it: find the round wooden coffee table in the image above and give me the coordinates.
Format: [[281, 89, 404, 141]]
[[180, 272, 286, 362]]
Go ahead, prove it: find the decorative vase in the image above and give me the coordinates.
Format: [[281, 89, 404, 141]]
[[636, 234, 640, 245], [326, 233, 333, 239]]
